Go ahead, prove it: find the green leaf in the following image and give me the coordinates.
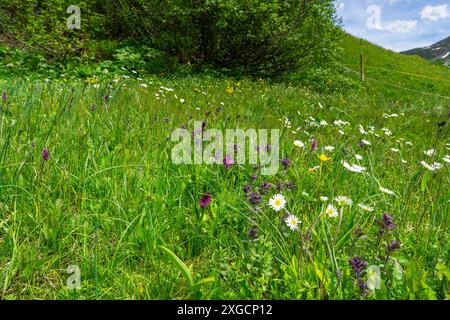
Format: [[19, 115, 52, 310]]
[[159, 245, 194, 288], [421, 171, 432, 192]]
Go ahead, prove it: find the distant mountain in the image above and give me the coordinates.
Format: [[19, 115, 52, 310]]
[[401, 36, 450, 66]]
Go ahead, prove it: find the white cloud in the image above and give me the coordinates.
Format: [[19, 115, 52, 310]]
[[420, 4, 450, 21], [385, 20, 417, 33], [336, 3, 345, 11]]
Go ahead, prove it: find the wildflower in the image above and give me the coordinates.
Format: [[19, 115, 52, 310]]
[[248, 192, 262, 205], [342, 161, 366, 173], [320, 196, 329, 202], [375, 213, 396, 231], [294, 140, 305, 148], [390, 148, 400, 153], [284, 214, 300, 231], [325, 204, 338, 218], [338, 130, 345, 135], [1, 91, 6, 101], [269, 194, 286, 212], [180, 99, 186, 104], [358, 203, 374, 212], [348, 256, 368, 276], [199, 194, 212, 208], [334, 196, 353, 207], [281, 158, 291, 169], [223, 155, 234, 169], [443, 155, 450, 163], [420, 161, 442, 171], [324, 146, 335, 152], [360, 139, 371, 146], [243, 185, 252, 194], [387, 240, 402, 251], [405, 141, 413, 146], [310, 137, 317, 152], [319, 154, 331, 162], [41, 148, 50, 161], [260, 181, 272, 194], [248, 226, 259, 240], [250, 174, 258, 181], [380, 187, 395, 195], [424, 149, 436, 157], [355, 154, 363, 160]]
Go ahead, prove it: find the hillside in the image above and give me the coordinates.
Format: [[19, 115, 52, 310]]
[[402, 36, 450, 66], [340, 33, 450, 100]]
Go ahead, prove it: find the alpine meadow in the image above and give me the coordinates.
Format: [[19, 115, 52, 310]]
[[0, 0, 448, 301]]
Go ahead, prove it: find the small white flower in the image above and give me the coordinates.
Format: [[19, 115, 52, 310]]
[[424, 149, 436, 157], [294, 140, 305, 148], [361, 139, 371, 146], [443, 155, 450, 163], [355, 154, 363, 160], [338, 130, 345, 135], [334, 196, 353, 207], [320, 196, 329, 202], [342, 161, 366, 173], [405, 142, 413, 146], [380, 187, 395, 195], [180, 99, 186, 103], [401, 159, 408, 164], [324, 146, 335, 152], [359, 125, 367, 135], [284, 214, 300, 231], [420, 161, 442, 171], [320, 120, 328, 126], [269, 194, 286, 212], [358, 203, 374, 212], [325, 204, 338, 218], [390, 148, 400, 153]]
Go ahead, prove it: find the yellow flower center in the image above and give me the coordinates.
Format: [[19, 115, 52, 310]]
[[274, 199, 282, 206]]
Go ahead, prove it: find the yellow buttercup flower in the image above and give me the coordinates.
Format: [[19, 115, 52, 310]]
[[319, 154, 331, 162]]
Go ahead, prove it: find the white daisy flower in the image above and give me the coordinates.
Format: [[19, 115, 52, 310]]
[[443, 155, 450, 163], [180, 99, 186, 103], [334, 196, 353, 207], [420, 161, 442, 171], [342, 161, 366, 173], [358, 203, 374, 212], [324, 146, 335, 152], [294, 140, 305, 148], [361, 139, 371, 146], [325, 204, 338, 218], [320, 196, 329, 202], [380, 187, 395, 195], [424, 149, 436, 157], [284, 214, 300, 231], [320, 120, 328, 126], [269, 194, 286, 212], [355, 154, 363, 160]]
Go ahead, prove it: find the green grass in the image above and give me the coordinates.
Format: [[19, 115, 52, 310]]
[[0, 36, 449, 299]]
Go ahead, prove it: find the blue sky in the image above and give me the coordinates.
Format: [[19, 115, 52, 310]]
[[336, 0, 450, 52]]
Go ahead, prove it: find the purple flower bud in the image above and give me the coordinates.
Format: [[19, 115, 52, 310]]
[[387, 240, 401, 251], [348, 256, 368, 276], [243, 185, 252, 194], [199, 193, 211, 208], [281, 158, 291, 169], [223, 155, 234, 169], [260, 181, 272, 194], [375, 213, 396, 232], [41, 148, 50, 161], [310, 137, 317, 153], [250, 174, 258, 181], [248, 192, 261, 205], [1, 91, 6, 101], [248, 226, 259, 240]]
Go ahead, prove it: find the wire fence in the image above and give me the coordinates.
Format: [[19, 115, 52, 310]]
[[340, 64, 450, 100]]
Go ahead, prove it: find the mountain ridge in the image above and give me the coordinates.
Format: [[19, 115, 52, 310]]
[[401, 36, 450, 66]]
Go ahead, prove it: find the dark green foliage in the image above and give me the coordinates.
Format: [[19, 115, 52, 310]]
[[0, 0, 340, 78]]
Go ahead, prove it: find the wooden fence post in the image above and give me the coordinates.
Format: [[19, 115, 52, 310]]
[[360, 52, 365, 82]]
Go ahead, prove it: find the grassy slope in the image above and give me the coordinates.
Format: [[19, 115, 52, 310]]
[[340, 33, 450, 100], [0, 36, 448, 300]]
